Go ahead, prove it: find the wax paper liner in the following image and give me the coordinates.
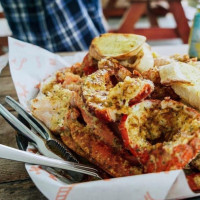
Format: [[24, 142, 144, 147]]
[[8, 37, 200, 200]]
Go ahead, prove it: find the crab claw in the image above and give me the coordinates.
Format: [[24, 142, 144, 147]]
[[119, 99, 200, 173], [68, 121, 143, 177], [82, 66, 154, 122]]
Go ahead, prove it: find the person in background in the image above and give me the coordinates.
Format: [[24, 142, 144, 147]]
[[0, 0, 106, 52]]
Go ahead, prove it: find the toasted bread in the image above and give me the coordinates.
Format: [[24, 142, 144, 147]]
[[89, 33, 146, 60], [159, 62, 192, 85], [134, 43, 154, 72], [118, 43, 154, 71], [159, 62, 200, 110]]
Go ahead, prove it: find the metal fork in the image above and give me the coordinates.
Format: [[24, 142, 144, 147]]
[[5, 96, 77, 162], [0, 103, 101, 180], [0, 144, 101, 179]]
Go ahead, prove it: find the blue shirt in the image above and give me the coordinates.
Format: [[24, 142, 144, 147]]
[[1, 0, 106, 52]]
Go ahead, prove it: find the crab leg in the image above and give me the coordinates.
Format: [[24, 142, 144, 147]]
[[75, 98, 140, 165], [69, 121, 143, 177]]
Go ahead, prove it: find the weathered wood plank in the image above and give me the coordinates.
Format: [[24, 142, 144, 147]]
[[0, 74, 17, 111], [0, 159, 30, 183], [0, 111, 18, 147], [0, 180, 47, 200], [0, 110, 31, 183], [0, 76, 16, 97], [0, 95, 17, 111], [0, 107, 45, 197], [0, 65, 10, 77]]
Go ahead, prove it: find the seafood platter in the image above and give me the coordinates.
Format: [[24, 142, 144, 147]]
[[8, 34, 200, 199]]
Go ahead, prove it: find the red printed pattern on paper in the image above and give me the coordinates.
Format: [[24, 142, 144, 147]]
[[16, 82, 28, 98], [29, 166, 42, 175], [15, 58, 27, 70], [49, 58, 56, 66], [56, 186, 73, 200], [144, 191, 156, 200]]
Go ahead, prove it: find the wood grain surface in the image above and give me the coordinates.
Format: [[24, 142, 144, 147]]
[[0, 66, 47, 199]]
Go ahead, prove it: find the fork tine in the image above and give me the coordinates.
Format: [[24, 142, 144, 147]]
[[0, 103, 102, 180], [4, 98, 100, 174], [71, 163, 99, 173], [0, 144, 102, 179], [0, 104, 66, 160], [5, 96, 79, 163]]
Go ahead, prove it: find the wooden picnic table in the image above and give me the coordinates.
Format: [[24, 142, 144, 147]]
[[0, 66, 46, 199], [104, 0, 190, 43]]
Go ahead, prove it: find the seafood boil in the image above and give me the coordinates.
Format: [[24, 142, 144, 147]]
[[30, 33, 200, 191]]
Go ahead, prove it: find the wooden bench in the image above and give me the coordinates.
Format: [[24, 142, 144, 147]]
[[104, 0, 190, 44]]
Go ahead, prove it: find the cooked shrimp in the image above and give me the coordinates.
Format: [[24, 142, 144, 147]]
[[31, 84, 79, 134], [56, 70, 82, 92], [31, 70, 82, 134]]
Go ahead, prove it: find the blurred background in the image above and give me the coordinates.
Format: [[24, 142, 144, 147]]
[[0, 0, 198, 55]]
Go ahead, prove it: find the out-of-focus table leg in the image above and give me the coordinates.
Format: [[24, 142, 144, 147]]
[[169, 0, 190, 44]]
